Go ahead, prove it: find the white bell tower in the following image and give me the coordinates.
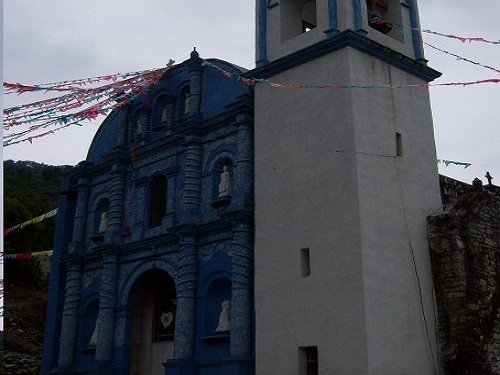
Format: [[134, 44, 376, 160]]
[[251, 1, 442, 374]]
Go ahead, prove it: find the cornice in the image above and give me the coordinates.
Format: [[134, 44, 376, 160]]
[[245, 30, 441, 82]]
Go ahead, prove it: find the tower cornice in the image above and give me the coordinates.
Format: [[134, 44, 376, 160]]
[[245, 29, 441, 82]]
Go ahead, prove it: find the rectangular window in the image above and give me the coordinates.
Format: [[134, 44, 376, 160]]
[[301, 248, 311, 277], [299, 346, 318, 375], [396, 132, 403, 156]]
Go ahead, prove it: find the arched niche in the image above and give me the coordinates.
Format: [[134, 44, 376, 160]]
[[128, 269, 176, 375], [147, 174, 167, 228]]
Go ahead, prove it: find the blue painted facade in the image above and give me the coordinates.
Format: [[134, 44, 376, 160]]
[[43, 51, 254, 375]]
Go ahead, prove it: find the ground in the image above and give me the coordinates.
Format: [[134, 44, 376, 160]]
[[4, 283, 47, 375]]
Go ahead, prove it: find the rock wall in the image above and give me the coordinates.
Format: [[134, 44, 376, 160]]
[[428, 176, 500, 375]]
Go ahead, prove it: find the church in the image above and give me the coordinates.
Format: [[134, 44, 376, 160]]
[[43, 1, 454, 374]]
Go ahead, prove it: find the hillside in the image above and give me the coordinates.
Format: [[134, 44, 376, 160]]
[[3, 160, 74, 375]]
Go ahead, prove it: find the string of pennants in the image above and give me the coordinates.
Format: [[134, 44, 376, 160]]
[[202, 59, 500, 88], [0, 158, 474, 238], [4, 208, 58, 237], [2, 250, 54, 260], [3, 61, 174, 147], [3, 28, 498, 147], [437, 159, 472, 169]]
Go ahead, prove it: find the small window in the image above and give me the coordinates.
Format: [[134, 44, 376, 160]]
[[299, 346, 318, 375], [149, 175, 167, 228], [301, 248, 311, 277], [396, 132, 403, 156]]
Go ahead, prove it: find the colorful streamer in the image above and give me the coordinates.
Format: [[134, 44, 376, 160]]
[[437, 159, 472, 169], [420, 29, 499, 45], [202, 60, 500, 90], [3, 61, 175, 146], [3, 250, 54, 260], [4, 208, 58, 236]]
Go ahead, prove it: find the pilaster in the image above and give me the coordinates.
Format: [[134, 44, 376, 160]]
[[70, 177, 89, 254], [57, 257, 83, 371], [173, 232, 198, 360], [230, 220, 253, 358], [231, 114, 254, 210], [182, 136, 202, 223], [96, 250, 120, 365], [108, 161, 127, 242]]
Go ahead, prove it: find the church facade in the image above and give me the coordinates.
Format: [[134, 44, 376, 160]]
[[42, 52, 254, 375], [43, 1, 449, 375]]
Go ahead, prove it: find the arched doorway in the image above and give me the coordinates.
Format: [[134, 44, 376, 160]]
[[129, 269, 176, 375]]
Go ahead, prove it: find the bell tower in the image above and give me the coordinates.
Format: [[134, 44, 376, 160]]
[[252, 1, 442, 375]]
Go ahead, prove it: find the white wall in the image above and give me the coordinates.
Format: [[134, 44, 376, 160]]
[[254, 47, 441, 375]]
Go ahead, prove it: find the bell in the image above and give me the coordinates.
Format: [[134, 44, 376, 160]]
[[368, 9, 393, 34]]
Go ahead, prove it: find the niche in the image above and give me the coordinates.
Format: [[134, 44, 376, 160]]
[[281, 0, 318, 40]]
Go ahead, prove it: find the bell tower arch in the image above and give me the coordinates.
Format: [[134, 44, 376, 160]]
[[252, 1, 442, 375], [256, 0, 426, 65]]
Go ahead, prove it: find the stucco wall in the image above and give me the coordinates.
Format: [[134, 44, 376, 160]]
[[254, 46, 441, 375]]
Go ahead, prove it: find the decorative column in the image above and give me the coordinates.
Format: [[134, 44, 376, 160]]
[[408, 0, 426, 62], [57, 258, 83, 371], [173, 233, 198, 360], [188, 50, 202, 116], [182, 137, 202, 223], [230, 220, 253, 357], [353, 0, 365, 31], [70, 176, 89, 254], [256, 0, 268, 66], [325, 0, 339, 36], [95, 251, 119, 366], [107, 161, 126, 242], [232, 114, 253, 210]]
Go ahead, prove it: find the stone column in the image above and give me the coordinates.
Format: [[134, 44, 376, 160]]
[[188, 50, 202, 115], [107, 162, 126, 242], [173, 233, 198, 359], [182, 137, 202, 223], [230, 220, 253, 357], [96, 251, 119, 365], [57, 258, 82, 370], [70, 177, 89, 253], [232, 115, 253, 210]]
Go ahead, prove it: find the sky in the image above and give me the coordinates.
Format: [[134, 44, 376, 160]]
[[2, 0, 499, 185]]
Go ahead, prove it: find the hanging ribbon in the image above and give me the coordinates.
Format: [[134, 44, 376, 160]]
[[437, 159, 472, 169], [3, 250, 54, 260], [4, 208, 58, 236]]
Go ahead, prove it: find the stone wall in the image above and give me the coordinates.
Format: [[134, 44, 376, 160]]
[[428, 176, 500, 375]]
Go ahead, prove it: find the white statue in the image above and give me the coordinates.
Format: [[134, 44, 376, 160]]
[[161, 107, 168, 123], [98, 211, 108, 233], [218, 166, 232, 198], [89, 318, 99, 345], [215, 300, 231, 332], [183, 91, 192, 115]]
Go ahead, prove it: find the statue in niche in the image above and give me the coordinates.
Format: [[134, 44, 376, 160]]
[[98, 211, 108, 233], [215, 300, 231, 332], [183, 91, 193, 115], [89, 317, 99, 345], [160, 106, 168, 123], [218, 165, 232, 198]]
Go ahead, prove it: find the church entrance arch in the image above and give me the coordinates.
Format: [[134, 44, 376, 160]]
[[128, 269, 176, 375]]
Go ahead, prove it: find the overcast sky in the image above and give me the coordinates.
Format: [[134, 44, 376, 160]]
[[3, 0, 499, 184]]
